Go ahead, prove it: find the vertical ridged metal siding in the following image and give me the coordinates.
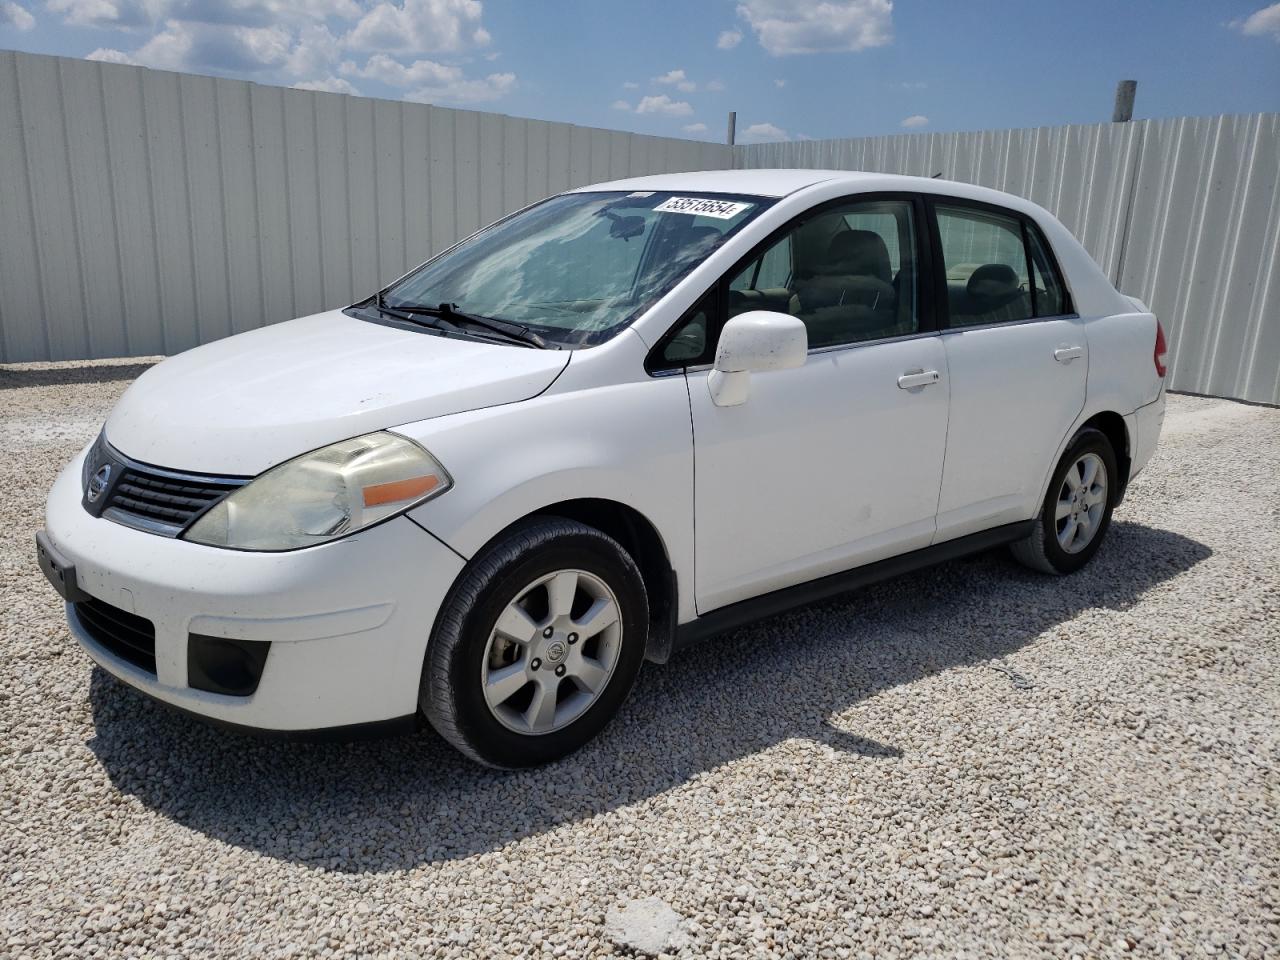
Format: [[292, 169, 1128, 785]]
[[2, 49, 1274, 405], [738, 116, 1279, 405], [0, 50, 730, 363]]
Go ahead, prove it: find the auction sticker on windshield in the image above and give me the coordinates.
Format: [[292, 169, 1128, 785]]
[[653, 197, 754, 219]]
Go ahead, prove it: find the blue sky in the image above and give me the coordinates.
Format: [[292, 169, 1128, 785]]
[[2, 0, 1278, 143]]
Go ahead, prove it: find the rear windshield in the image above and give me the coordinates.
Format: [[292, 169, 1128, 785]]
[[378, 191, 770, 347]]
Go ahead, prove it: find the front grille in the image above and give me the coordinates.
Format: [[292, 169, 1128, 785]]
[[82, 435, 249, 537], [73, 598, 157, 674], [103, 467, 244, 535]]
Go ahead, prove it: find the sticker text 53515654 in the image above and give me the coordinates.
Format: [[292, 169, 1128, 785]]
[[652, 197, 754, 220]]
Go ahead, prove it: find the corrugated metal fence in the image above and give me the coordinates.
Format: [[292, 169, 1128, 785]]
[[1, 49, 1276, 405], [738, 115, 1280, 405], [0, 50, 728, 363]]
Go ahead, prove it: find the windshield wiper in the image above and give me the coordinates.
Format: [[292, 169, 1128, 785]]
[[388, 301, 552, 349], [370, 291, 444, 329]]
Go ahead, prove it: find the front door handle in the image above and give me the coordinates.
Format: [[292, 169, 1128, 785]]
[[1054, 345, 1084, 363], [897, 369, 940, 389]]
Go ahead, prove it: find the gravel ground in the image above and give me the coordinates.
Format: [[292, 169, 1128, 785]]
[[2, 360, 1277, 959]]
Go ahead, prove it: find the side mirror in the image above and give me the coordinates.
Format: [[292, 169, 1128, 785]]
[[709, 310, 807, 407]]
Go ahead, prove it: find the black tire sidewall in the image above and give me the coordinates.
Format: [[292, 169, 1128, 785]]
[[431, 525, 647, 767], [1038, 429, 1118, 574]]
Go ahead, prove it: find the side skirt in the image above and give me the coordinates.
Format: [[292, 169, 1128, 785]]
[[672, 520, 1035, 653]]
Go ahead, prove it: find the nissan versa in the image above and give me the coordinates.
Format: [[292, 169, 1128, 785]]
[[38, 170, 1167, 767]]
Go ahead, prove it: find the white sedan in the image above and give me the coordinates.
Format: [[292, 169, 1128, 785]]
[[38, 170, 1167, 767]]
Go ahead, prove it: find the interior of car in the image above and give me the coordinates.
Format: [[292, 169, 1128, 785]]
[[727, 201, 918, 349], [655, 196, 1072, 368]]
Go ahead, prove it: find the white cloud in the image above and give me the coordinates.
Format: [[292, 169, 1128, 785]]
[[611, 99, 631, 111], [736, 0, 893, 55], [346, 0, 490, 53], [654, 68, 696, 92], [682, 122, 708, 134], [740, 121, 788, 143], [706, 78, 725, 91], [86, 47, 139, 63], [1233, 2, 1280, 40], [294, 75, 359, 95], [342, 52, 513, 103], [181, 0, 361, 25], [47, 0, 165, 28], [900, 114, 928, 128], [346, 52, 455, 86], [406, 70, 514, 104], [774, 78, 786, 87], [1, 1, 34, 29], [622, 80, 639, 89], [635, 94, 693, 116], [901, 80, 926, 89], [716, 28, 742, 49], [112, 18, 294, 73], [284, 23, 340, 77]]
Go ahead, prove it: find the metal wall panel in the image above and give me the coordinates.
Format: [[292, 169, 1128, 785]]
[[737, 117, 1279, 405], [1119, 113, 1280, 405], [3, 49, 1273, 404], [0, 50, 730, 363]]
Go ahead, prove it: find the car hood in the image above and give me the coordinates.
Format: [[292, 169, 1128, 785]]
[[104, 310, 570, 475]]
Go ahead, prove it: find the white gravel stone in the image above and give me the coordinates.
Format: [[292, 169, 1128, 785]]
[[604, 897, 689, 955], [1, 360, 1277, 959]]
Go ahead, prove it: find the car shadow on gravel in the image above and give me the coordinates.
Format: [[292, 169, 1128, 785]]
[[85, 520, 1209, 872], [0, 361, 158, 389]]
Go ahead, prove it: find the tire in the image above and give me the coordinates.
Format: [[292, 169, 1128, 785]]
[[420, 516, 648, 768], [1011, 427, 1118, 575]]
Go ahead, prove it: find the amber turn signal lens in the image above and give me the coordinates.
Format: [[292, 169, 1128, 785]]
[[361, 474, 439, 508]]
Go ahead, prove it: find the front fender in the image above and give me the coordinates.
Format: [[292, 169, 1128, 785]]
[[396, 375, 697, 623]]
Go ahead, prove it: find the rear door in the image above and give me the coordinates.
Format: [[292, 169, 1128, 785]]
[[929, 198, 1087, 541]]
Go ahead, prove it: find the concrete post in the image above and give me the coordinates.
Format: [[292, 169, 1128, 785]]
[[726, 111, 736, 146], [1113, 80, 1137, 123]]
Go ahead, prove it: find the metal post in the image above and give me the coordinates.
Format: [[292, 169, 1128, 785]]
[[726, 111, 736, 146], [1112, 80, 1137, 123]]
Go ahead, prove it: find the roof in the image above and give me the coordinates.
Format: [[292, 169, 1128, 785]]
[[571, 167, 1052, 219], [571, 168, 885, 198]]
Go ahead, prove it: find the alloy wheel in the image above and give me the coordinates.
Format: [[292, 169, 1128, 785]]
[[1055, 452, 1108, 554], [481, 568, 623, 735]]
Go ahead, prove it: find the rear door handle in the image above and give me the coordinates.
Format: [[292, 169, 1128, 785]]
[[1054, 345, 1084, 363], [897, 369, 940, 389]]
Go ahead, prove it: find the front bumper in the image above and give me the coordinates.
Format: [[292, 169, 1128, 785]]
[[43, 449, 465, 731]]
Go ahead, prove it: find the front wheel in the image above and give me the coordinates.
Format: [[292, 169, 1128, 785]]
[[1011, 427, 1118, 575], [420, 517, 648, 768]]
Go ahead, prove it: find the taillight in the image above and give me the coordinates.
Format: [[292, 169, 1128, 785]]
[[1153, 320, 1168, 377]]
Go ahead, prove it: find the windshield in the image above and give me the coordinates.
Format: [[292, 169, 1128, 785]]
[[376, 191, 771, 347]]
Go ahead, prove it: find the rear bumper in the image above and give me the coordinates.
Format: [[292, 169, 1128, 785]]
[[44, 449, 465, 731], [1128, 388, 1166, 482]]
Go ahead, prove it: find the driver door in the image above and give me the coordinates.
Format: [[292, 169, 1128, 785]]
[[683, 195, 950, 613]]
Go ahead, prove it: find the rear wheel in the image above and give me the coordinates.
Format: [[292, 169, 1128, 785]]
[[1011, 427, 1118, 575], [420, 517, 648, 768]]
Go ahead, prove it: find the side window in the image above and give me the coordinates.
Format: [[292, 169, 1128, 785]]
[[1027, 225, 1069, 317], [935, 204, 1032, 327], [652, 291, 713, 369], [729, 233, 792, 294], [727, 199, 918, 349]]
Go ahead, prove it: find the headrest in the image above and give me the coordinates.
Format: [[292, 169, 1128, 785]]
[[825, 230, 892, 283], [966, 263, 1020, 301]]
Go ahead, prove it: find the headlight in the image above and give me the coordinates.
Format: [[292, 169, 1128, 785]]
[[184, 432, 451, 551]]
